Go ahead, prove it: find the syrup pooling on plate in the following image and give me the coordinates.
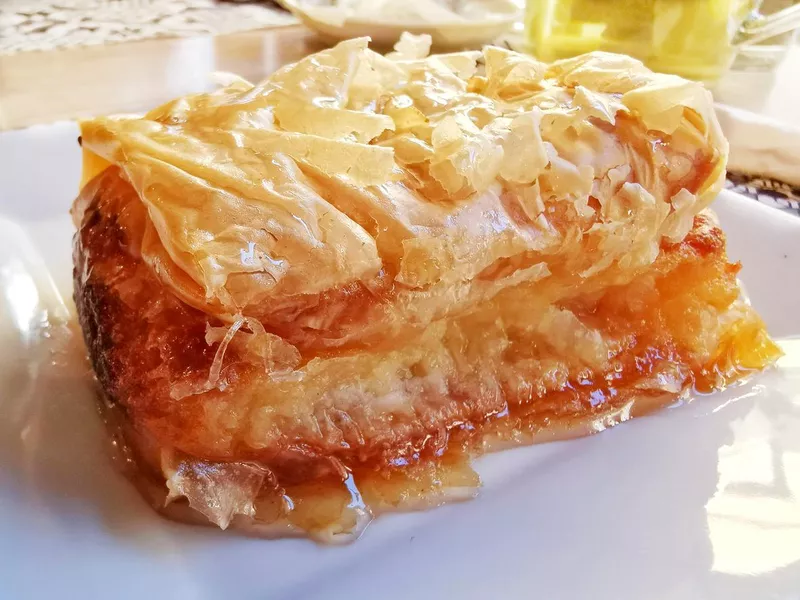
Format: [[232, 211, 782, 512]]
[[95, 212, 780, 542]]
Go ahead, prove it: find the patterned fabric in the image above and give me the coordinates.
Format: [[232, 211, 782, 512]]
[[726, 172, 800, 218], [0, 0, 296, 55]]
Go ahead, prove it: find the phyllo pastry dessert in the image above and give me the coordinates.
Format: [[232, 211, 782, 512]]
[[72, 35, 781, 542]]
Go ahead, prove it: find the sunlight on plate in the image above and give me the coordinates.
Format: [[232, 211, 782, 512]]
[[707, 340, 800, 576]]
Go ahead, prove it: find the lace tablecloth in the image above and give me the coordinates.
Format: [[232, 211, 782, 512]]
[[0, 0, 297, 55]]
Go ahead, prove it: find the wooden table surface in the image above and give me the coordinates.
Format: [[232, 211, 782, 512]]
[[1, 24, 798, 131], [0, 25, 323, 131]]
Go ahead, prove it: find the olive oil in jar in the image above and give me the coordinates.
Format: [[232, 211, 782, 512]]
[[524, 0, 756, 81]]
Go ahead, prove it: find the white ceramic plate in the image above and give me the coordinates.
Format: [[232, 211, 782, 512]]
[[0, 121, 799, 600], [276, 0, 519, 48]]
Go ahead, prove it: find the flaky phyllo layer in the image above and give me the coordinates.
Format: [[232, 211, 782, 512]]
[[73, 36, 780, 541]]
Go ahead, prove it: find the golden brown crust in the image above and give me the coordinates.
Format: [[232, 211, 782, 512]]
[[74, 168, 234, 454], [71, 41, 779, 537], [74, 167, 779, 476]]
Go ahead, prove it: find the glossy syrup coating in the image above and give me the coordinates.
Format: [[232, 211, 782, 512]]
[[77, 40, 729, 342], [72, 38, 778, 539], [74, 166, 780, 539]]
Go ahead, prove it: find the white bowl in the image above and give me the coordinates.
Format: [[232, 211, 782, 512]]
[[277, 0, 519, 49]]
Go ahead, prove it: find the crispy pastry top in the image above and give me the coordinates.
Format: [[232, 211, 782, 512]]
[[74, 36, 727, 352], [73, 39, 786, 534]]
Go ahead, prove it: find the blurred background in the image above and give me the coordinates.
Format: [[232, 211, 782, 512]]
[[1, 0, 798, 212]]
